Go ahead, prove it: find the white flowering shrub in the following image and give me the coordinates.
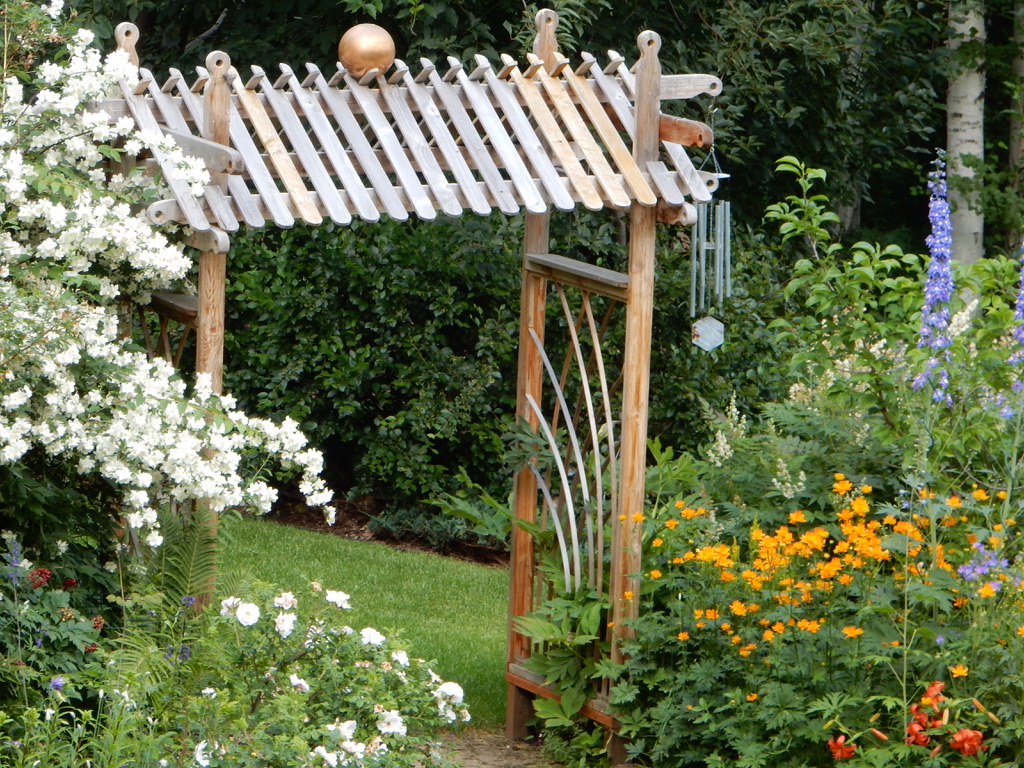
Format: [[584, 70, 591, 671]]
[[0, 2, 331, 558], [96, 580, 470, 767]]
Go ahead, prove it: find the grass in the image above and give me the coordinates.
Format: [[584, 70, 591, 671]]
[[218, 514, 510, 729]]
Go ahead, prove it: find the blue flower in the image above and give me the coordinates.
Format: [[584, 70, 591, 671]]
[[913, 155, 955, 405], [49, 675, 64, 691]]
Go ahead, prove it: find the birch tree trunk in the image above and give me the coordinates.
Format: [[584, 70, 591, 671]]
[[947, 0, 986, 265]]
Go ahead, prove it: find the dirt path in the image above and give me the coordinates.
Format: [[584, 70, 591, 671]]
[[442, 728, 560, 768]]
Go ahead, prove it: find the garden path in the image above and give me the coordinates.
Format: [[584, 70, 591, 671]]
[[443, 728, 559, 768]]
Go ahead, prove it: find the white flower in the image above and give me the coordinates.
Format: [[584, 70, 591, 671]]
[[434, 681, 464, 703], [375, 709, 406, 736], [360, 627, 385, 646], [145, 530, 163, 548], [325, 589, 351, 609], [274, 612, 297, 638], [289, 673, 310, 693], [340, 740, 367, 758], [235, 602, 260, 626], [103, 560, 118, 573], [194, 740, 211, 767], [273, 591, 297, 609], [391, 650, 409, 667], [220, 596, 241, 616], [310, 746, 338, 766], [44, 708, 55, 721], [326, 719, 358, 740], [201, 687, 216, 698], [54, 539, 68, 556]]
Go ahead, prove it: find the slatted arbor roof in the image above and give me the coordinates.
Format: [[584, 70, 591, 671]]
[[106, 14, 720, 235]]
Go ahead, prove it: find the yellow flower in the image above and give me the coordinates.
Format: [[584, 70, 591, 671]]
[[946, 495, 962, 508], [631, 512, 645, 522], [979, 583, 997, 598], [834, 472, 846, 481], [618, 514, 626, 522], [675, 500, 685, 508], [950, 664, 969, 678], [719, 622, 732, 632], [624, 591, 634, 600], [789, 510, 807, 524], [746, 692, 758, 702], [998, 490, 1008, 500], [649, 569, 662, 579], [973, 488, 990, 501], [842, 626, 864, 638], [860, 485, 873, 494], [652, 538, 664, 548], [1016, 625, 1024, 637], [665, 519, 679, 530], [677, 631, 690, 641]]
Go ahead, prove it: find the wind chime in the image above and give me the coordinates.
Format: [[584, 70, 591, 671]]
[[689, 105, 730, 352]]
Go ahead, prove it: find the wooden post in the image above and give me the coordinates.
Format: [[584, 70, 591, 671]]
[[505, 8, 559, 742], [609, 30, 661, 660], [196, 51, 231, 396]]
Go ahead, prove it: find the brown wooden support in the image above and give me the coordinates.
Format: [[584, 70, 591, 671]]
[[505, 8, 559, 742]]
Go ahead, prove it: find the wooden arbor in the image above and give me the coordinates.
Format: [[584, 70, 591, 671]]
[[102, 9, 721, 739]]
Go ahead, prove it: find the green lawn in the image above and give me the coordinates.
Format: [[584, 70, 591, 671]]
[[219, 515, 510, 729]]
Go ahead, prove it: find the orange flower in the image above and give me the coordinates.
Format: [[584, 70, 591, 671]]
[[1016, 625, 1024, 637], [631, 512, 645, 522], [746, 692, 758, 701], [842, 626, 864, 638], [652, 538, 664, 548], [623, 591, 634, 600], [833, 479, 854, 494], [949, 728, 985, 756], [860, 485, 873, 494], [950, 664, 969, 678], [789, 510, 807, 524], [946, 495, 962, 508], [979, 582, 997, 598], [730, 600, 748, 616], [665, 519, 679, 529], [648, 569, 662, 579], [972, 488, 990, 501], [677, 631, 690, 641], [705, 609, 720, 620], [827, 734, 856, 760]]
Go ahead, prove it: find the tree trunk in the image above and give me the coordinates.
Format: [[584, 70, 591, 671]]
[[946, 0, 986, 265]]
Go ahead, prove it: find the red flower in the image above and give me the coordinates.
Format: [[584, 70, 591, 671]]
[[84, 643, 98, 653], [827, 734, 856, 760], [91, 615, 104, 631], [27, 568, 51, 589], [62, 578, 77, 589], [950, 729, 985, 756], [923, 681, 945, 708], [906, 722, 930, 746]]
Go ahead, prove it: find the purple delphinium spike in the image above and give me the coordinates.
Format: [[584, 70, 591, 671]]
[[912, 156, 955, 405], [1008, 243, 1024, 366]]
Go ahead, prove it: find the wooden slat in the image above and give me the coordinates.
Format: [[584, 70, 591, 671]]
[[646, 160, 685, 206], [560, 65, 656, 206], [149, 291, 198, 327], [168, 68, 266, 228], [660, 73, 723, 100], [423, 59, 520, 215], [232, 68, 322, 225], [377, 68, 462, 217], [525, 252, 629, 302], [396, 59, 491, 216], [118, 78, 211, 231], [503, 57, 602, 211], [342, 69, 436, 220], [251, 65, 351, 226], [280, 66, 378, 222], [452, 58, 547, 215], [476, 55, 574, 212], [528, 53, 631, 209], [506, 664, 613, 729], [306, 63, 409, 221]]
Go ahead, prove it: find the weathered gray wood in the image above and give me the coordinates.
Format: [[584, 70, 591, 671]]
[[646, 160, 685, 206], [503, 56, 602, 210], [524, 252, 629, 302], [377, 73, 462, 217], [306, 63, 409, 221], [396, 59, 491, 216], [278, 64, 379, 222], [527, 53, 631, 209], [167, 68, 266, 228], [474, 55, 574, 212], [342, 68, 436, 220], [453, 57, 546, 214], [423, 59, 520, 215], [118, 79, 211, 231], [232, 67, 322, 225], [659, 73, 723, 100], [250, 64, 351, 225]]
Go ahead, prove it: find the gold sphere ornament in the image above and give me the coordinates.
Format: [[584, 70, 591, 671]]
[[338, 23, 396, 78]]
